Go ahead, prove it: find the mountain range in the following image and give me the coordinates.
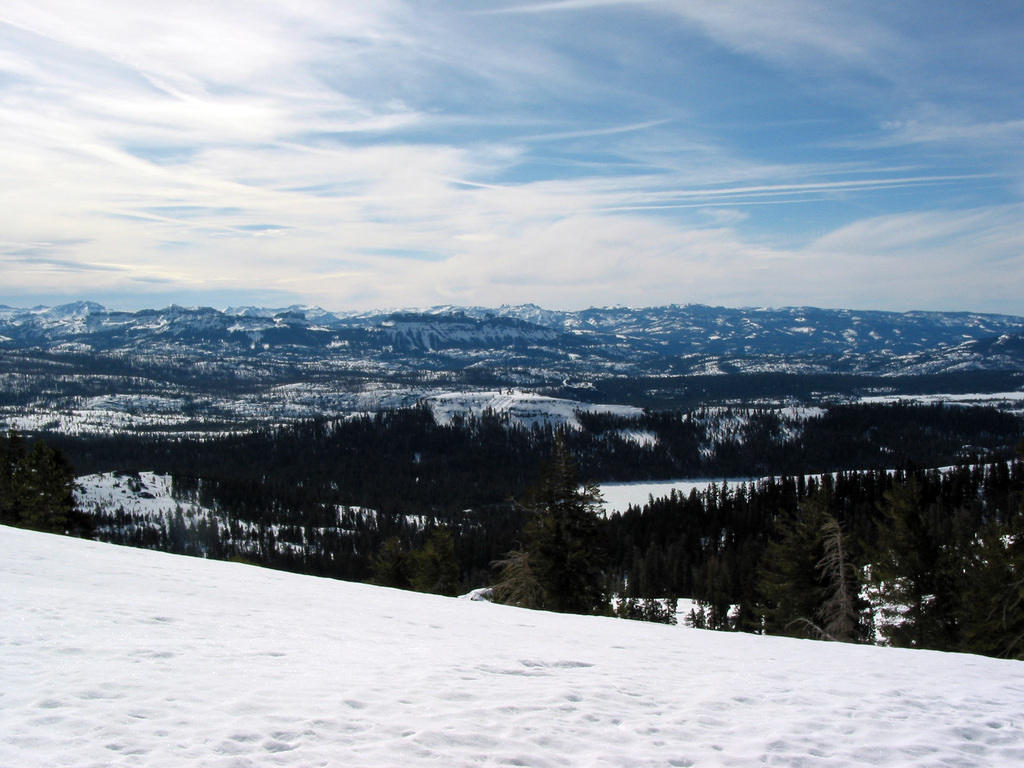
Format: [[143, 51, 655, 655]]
[[3, 300, 1024, 376], [2, 301, 1023, 436]]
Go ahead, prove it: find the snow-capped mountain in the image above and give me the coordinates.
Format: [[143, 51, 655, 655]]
[[2, 301, 1023, 437], [480, 303, 1024, 360], [2, 301, 1023, 373]]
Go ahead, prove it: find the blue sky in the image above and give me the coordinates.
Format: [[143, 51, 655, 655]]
[[2, 0, 1022, 313]]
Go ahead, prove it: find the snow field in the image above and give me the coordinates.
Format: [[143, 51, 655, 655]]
[[859, 391, 1024, 406], [76, 472, 195, 520], [859, 390, 1024, 415], [4, 525, 1024, 767], [423, 390, 643, 430], [597, 479, 753, 515]]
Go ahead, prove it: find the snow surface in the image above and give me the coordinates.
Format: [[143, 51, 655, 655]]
[[5, 526, 1024, 767], [598, 479, 752, 515], [75, 472, 201, 521], [860, 391, 1024, 410], [0, 388, 646, 437], [423, 390, 642, 430]]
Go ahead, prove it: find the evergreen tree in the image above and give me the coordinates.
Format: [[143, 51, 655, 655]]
[[816, 512, 863, 642], [686, 604, 709, 629], [958, 517, 1024, 659], [697, 555, 736, 630], [495, 437, 609, 614], [0, 430, 27, 526], [410, 528, 460, 596], [615, 596, 678, 624], [755, 492, 869, 642], [871, 480, 962, 650], [371, 536, 412, 589], [756, 494, 830, 638], [491, 549, 544, 609], [0, 431, 87, 536]]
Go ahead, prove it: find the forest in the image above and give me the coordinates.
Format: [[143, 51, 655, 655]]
[[4, 399, 1023, 658]]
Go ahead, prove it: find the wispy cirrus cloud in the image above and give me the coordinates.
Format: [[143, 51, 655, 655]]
[[857, 117, 1024, 150], [480, 0, 899, 70]]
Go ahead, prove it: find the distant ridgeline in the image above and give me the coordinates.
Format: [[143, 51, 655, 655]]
[[2, 302, 1024, 429], [3, 303, 1024, 371]]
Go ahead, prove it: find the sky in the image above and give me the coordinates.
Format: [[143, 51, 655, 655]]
[[2, 1, 1023, 314]]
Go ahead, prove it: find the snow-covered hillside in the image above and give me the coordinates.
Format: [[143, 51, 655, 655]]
[[423, 390, 642, 429], [4, 526, 1023, 767], [860, 390, 1024, 415], [75, 472, 206, 520]]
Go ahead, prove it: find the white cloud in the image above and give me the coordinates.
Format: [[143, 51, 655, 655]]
[[484, 0, 899, 72], [876, 117, 1024, 149], [789, 206, 1024, 312], [320, 205, 1024, 313], [662, 0, 900, 71], [0, 0, 1021, 314]]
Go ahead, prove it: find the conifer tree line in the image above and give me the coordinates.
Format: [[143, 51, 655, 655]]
[[53, 400, 1023, 501], [604, 461, 1024, 658], [490, 437, 610, 615], [46, 399, 1021, 592], [6, 400, 1023, 657], [0, 430, 91, 536]]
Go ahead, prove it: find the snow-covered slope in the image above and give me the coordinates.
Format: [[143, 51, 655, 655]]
[[3, 301, 1024, 372], [75, 472, 200, 519], [4, 526, 1023, 767], [424, 390, 642, 429]]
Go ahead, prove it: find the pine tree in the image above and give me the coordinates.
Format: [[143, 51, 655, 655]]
[[615, 596, 677, 624], [491, 549, 544, 608], [410, 528, 460, 596], [756, 494, 830, 638], [816, 512, 862, 642], [0, 430, 26, 526], [1, 431, 87, 536], [494, 436, 609, 614], [371, 536, 412, 589], [871, 480, 961, 650], [755, 492, 869, 642], [958, 517, 1024, 659]]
